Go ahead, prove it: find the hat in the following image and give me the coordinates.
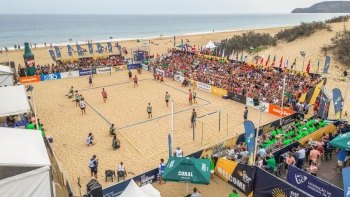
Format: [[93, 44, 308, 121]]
[[177, 146, 180, 150]]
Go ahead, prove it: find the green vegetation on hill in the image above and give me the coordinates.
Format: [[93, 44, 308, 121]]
[[292, 1, 350, 13]]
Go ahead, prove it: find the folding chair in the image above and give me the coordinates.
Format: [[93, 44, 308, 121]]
[[117, 171, 125, 182], [105, 170, 115, 182]]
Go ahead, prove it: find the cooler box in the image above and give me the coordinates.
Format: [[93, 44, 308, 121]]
[[47, 136, 53, 143]]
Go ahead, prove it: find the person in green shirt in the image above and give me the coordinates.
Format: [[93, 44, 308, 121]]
[[320, 120, 327, 127], [263, 156, 276, 170], [109, 124, 116, 135], [165, 92, 170, 107], [229, 189, 239, 197], [206, 155, 215, 181], [295, 121, 300, 127], [271, 131, 277, 136]]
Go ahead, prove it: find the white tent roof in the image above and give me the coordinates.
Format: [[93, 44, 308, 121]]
[[0, 65, 12, 74], [204, 40, 216, 48], [119, 179, 150, 197], [0, 128, 50, 167], [0, 85, 30, 117], [141, 184, 161, 197]]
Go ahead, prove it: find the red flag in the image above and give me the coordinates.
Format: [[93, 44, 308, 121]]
[[306, 60, 311, 73], [265, 55, 270, 66], [279, 56, 283, 68], [259, 55, 264, 64], [271, 55, 276, 67], [256, 57, 258, 64]]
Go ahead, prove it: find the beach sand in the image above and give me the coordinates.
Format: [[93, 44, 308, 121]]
[[4, 20, 350, 196]]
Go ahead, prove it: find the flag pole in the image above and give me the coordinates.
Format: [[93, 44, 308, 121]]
[[253, 102, 261, 166], [280, 74, 286, 124], [171, 100, 174, 154]]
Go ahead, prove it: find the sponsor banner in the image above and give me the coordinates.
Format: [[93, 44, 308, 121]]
[[244, 121, 256, 165], [96, 67, 111, 74], [141, 64, 148, 71], [200, 136, 238, 158], [40, 73, 61, 81], [343, 167, 350, 197], [113, 65, 127, 71], [211, 86, 228, 97], [332, 88, 343, 119], [19, 76, 40, 83], [322, 56, 331, 77], [287, 165, 343, 197], [60, 71, 80, 78], [197, 81, 211, 92], [254, 167, 311, 197], [149, 67, 154, 72], [155, 68, 165, 76], [79, 69, 96, 76], [127, 63, 141, 70], [246, 97, 269, 112], [174, 74, 184, 82], [268, 104, 294, 117], [215, 158, 255, 196], [318, 90, 330, 120], [228, 92, 247, 104]]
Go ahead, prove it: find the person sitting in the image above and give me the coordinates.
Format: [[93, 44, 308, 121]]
[[118, 161, 127, 177], [67, 90, 74, 99], [86, 133, 94, 146], [112, 135, 120, 149], [182, 79, 187, 87], [262, 155, 276, 171]]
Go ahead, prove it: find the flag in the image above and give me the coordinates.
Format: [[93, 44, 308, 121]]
[[231, 49, 234, 59], [76, 44, 83, 56], [240, 52, 243, 61], [96, 43, 103, 54], [107, 42, 112, 53], [221, 48, 225, 58], [332, 88, 343, 119], [255, 56, 258, 64], [279, 56, 283, 68], [306, 60, 311, 73], [236, 51, 238, 60], [316, 60, 320, 73], [322, 56, 331, 77], [244, 53, 248, 62], [192, 45, 196, 53], [67, 44, 73, 57], [284, 57, 289, 69], [48, 50, 56, 61], [265, 54, 270, 66], [88, 43, 93, 55], [54, 46, 61, 58], [271, 55, 276, 66], [243, 121, 256, 165], [291, 58, 296, 70], [259, 55, 264, 64]]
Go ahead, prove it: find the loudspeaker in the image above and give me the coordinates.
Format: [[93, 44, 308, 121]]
[[86, 179, 102, 197], [253, 98, 259, 106]]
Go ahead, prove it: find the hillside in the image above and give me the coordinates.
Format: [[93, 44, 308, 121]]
[[292, 1, 350, 13]]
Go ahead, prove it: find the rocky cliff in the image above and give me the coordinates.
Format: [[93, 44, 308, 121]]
[[292, 1, 350, 13]]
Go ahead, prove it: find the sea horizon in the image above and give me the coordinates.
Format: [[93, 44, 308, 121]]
[[0, 14, 344, 50]]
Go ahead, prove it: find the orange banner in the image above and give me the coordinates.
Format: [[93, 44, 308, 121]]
[[19, 76, 40, 84], [211, 86, 228, 97], [268, 104, 295, 117]]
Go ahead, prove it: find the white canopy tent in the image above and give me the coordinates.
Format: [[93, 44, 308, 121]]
[[0, 85, 31, 117], [141, 183, 161, 197], [119, 179, 151, 197], [0, 128, 54, 197], [204, 40, 217, 49], [0, 65, 14, 86]]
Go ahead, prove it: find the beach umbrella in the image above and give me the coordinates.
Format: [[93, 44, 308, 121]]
[[329, 133, 350, 150], [162, 157, 210, 194]]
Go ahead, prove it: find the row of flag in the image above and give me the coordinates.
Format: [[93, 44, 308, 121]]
[[255, 55, 316, 73]]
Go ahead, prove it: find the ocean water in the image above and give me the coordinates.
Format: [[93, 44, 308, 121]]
[[0, 14, 344, 50]]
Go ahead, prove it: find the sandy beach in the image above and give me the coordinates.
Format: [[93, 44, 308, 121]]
[[3, 20, 350, 196]]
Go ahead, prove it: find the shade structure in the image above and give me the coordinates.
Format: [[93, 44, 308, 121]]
[[329, 133, 350, 150], [0, 85, 30, 117], [119, 179, 150, 197], [162, 157, 210, 185], [204, 40, 216, 48]]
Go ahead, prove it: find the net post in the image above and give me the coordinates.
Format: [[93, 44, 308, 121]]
[[192, 124, 195, 141], [226, 113, 229, 136]]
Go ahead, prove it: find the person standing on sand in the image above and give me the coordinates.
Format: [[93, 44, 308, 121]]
[[193, 88, 197, 104], [243, 107, 248, 121], [89, 155, 98, 179], [102, 88, 107, 103], [191, 109, 197, 128], [88, 76, 93, 87], [189, 89, 193, 105], [165, 92, 170, 107], [128, 70, 132, 80], [158, 158, 166, 185], [79, 98, 86, 115], [74, 90, 80, 107], [133, 75, 138, 88], [147, 103, 152, 119]]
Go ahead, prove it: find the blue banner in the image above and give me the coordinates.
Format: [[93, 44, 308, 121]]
[[79, 69, 96, 76], [76, 44, 83, 56], [40, 73, 61, 81], [243, 120, 256, 165], [107, 42, 112, 53], [322, 56, 331, 75], [254, 167, 311, 197], [88, 43, 93, 55], [333, 88, 343, 119], [127, 63, 141, 70], [48, 50, 56, 61], [287, 165, 343, 197], [343, 167, 350, 197], [318, 90, 330, 120], [96, 43, 103, 54], [67, 44, 73, 57], [168, 134, 172, 158], [54, 46, 61, 58]]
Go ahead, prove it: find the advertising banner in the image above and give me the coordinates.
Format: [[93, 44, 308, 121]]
[[268, 104, 294, 117], [197, 81, 211, 92], [127, 63, 141, 70], [107, 42, 112, 53], [215, 158, 255, 196], [254, 167, 311, 197], [318, 90, 330, 120], [174, 74, 184, 82], [287, 165, 343, 197], [79, 69, 97, 76], [60, 71, 80, 78], [141, 64, 148, 71], [67, 44, 73, 57], [155, 68, 165, 76], [54, 46, 61, 58], [200, 136, 238, 158], [332, 88, 343, 119], [211, 86, 228, 97], [246, 97, 269, 112], [322, 56, 331, 77], [342, 167, 350, 197], [228, 92, 247, 104], [40, 73, 61, 81], [96, 67, 111, 74], [88, 43, 93, 55], [48, 50, 56, 61], [76, 44, 83, 56], [19, 76, 40, 84], [243, 121, 256, 165]]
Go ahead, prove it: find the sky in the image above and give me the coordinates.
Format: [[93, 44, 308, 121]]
[[0, 0, 346, 14]]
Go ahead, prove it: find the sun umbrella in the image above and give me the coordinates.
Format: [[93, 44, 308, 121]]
[[162, 157, 210, 194], [329, 133, 350, 150]]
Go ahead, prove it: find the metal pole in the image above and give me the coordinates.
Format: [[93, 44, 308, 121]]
[[218, 110, 221, 131], [253, 103, 261, 165], [31, 89, 39, 130], [192, 125, 195, 141], [341, 77, 350, 119], [201, 121, 204, 145], [280, 74, 286, 124], [171, 101, 174, 153], [302, 56, 305, 72], [227, 113, 228, 136]]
